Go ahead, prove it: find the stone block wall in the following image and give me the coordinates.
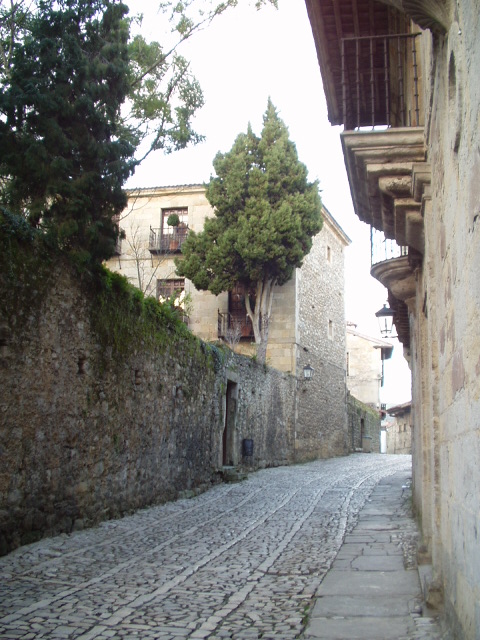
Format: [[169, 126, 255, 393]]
[[295, 208, 350, 460], [0, 264, 295, 555]]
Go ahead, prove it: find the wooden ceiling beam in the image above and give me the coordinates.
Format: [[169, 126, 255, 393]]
[[352, 0, 361, 36], [332, 0, 344, 40]]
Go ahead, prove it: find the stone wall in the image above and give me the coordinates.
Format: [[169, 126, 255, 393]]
[[410, 7, 480, 638], [0, 263, 295, 555], [295, 209, 350, 459], [347, 394, 381, 453]]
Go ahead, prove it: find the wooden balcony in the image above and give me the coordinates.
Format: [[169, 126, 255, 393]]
[[341, 33, 421, 131]]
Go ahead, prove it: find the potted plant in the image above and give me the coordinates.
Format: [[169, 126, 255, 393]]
[[166, 213, 180, 227], [167, 213, 180, 250]]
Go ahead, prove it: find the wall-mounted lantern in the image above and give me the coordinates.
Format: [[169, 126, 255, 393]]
[[303, 364, 314, 380], [375, 303, 396, 338]]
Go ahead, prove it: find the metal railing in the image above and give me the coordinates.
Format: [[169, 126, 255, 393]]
[[341, 33, 421, 130], [371, 227, 408, 266], [149, 227, 188, 254]]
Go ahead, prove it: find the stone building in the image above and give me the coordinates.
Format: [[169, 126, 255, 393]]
[[305, 0, 480, 636], [346, 324, 393, 408], [385, 402, 412, 455], [106, 185, 352, 460], [345, 325, 393, 453]]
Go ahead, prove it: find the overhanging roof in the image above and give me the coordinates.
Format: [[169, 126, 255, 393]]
[[304, 0, 406, 126]]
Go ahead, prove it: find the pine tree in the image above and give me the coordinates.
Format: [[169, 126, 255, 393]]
[[0, 0, 135, 263], [177, 99, 323, 363]]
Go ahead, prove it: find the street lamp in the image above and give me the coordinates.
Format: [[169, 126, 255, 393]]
[[303, 364, 314, 380], [375, 303, 396, 338]]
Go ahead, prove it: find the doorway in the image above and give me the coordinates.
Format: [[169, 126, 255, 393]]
[[223, 381, 238, 466]]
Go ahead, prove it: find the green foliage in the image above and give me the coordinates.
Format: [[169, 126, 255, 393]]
[[91, 266, 194, 357], [0, 0, 134, 264], [176, 99, 322, 361], [167, 212, 181, 226], [0, 0, 278, 270], [127, 33, 205, 158], [177, 99, 322, 295]]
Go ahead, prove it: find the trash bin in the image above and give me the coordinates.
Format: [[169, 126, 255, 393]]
[[242, 438, 254, 457], [362, 435, 372, 453]]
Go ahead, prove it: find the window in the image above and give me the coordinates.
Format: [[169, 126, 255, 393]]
[[112, 213, 122, 255], [218, 283, 255, 340], [161, 207, 188, 252], [162, 208, 188, 233], [157, 278, 185, 301], [328, 320, 334, 340], [228, 283, 254, 338], [326, 245, 332, 263]]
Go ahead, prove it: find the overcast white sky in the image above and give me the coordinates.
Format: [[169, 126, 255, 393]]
[[126, 0, 411, 405]]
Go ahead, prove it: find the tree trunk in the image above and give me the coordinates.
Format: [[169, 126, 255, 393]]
[[245, 275, 276, 364]]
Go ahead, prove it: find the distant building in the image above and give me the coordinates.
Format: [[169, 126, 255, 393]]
[[346, 324, 393, 408], [385, 402, 412, 455], [345, 325, 392, 454]]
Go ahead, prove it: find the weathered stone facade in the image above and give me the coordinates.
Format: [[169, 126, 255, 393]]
[[295, 210, 351, 459], [305, 1, 480, 636], [0, 264, 295, 555], [409, 9, 480, 635], [106, 187, 351, 460]]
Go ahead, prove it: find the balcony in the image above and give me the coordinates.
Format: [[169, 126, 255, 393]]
[[339, 32, 429, 246], [149, 227, 188, 255], [218, 312, 254, 342], [338, 33, 432, 350], [304, 4, 433, 352], [113, 234, 122, 256], [341, 33, 421, 131], [370, 229, 422, 349]]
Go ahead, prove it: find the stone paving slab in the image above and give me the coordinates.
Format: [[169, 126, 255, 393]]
[[350, 553, 406, 570], [303, 471, 447, 640], [306, 615, 416, 639], [309, 594, 413, 617], [314, 567, 421, 596]]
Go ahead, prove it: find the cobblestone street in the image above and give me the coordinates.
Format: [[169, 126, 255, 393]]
[[0, 454, 439, 639]]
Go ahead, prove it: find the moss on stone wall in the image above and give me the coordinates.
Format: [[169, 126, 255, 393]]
[[0, 210, 54, 335]]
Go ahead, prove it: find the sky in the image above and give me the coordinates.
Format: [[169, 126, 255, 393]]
[[126, 0, 411, 405]]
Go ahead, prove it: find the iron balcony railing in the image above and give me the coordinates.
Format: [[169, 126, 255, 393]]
[[149, 227, 188, 254], [371, 227, 408, 266], [341, 33, 421, 131]]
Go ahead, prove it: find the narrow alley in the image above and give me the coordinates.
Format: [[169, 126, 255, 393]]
[[0, 455, 444, 639]]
